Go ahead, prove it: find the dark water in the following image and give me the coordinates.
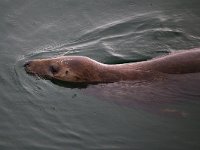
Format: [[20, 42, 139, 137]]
[[1, 0, 200, 149]]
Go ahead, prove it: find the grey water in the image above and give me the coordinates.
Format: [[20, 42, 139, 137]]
[[1, 0, 200, 149]]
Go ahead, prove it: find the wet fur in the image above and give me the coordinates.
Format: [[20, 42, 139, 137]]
[[24, 48, 200, 83]]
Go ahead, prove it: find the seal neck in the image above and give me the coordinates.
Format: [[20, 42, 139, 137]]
[[94, 63, 139, 83]]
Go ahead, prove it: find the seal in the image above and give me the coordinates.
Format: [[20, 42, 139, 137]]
[[24, 48, 200, 83]]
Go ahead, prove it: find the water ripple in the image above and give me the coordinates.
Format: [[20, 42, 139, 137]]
[[22, 11, 200, 65]]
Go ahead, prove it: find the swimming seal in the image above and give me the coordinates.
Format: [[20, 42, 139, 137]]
[[24, 48, 200, 83]]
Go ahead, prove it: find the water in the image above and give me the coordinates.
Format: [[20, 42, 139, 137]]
[[1, 0, 200, 149]]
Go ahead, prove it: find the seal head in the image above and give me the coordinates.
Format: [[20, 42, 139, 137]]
[[24, 56, 106, 83]]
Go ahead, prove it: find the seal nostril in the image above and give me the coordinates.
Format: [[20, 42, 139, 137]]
[[24, 61, 32, 67]]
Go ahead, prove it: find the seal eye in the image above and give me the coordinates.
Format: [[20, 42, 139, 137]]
[[49, 65, 59, 74], [65, 70, 69, 75]]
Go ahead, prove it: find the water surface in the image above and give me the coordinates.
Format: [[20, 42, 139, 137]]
[[1, 0, 200, 149]]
